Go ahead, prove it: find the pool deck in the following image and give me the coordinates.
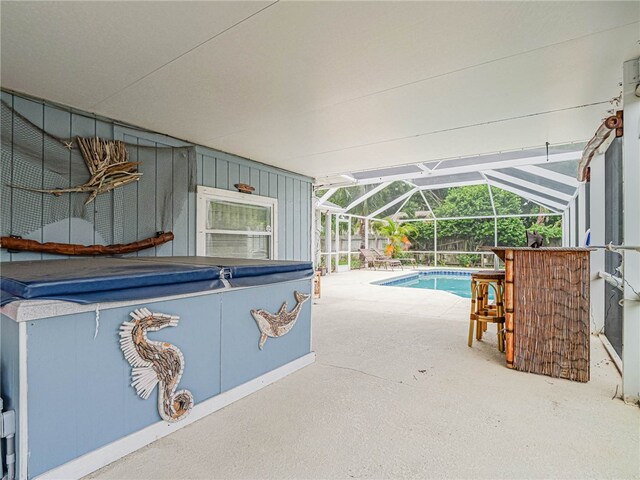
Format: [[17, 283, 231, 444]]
[[87, 268, 639, 479]]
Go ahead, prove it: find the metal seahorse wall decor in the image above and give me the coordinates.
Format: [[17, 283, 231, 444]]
[[119, 308, 194, 423], [251, 291, 310, 350]]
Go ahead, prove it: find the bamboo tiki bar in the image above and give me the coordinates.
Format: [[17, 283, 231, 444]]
[[489, 247, 591, 382], [504, 249, 515, 368]]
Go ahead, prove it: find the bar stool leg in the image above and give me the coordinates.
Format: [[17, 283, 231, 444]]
[[482, 283, 489, 332], [494, 281, 505, 353], [468, 280, 477, 347], [476, 281, 484, 341]]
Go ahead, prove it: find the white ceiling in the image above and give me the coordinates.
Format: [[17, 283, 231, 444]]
[[2, 1, 638, 180]]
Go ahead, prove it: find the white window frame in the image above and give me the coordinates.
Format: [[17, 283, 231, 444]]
[[196, 185, 278, 259]]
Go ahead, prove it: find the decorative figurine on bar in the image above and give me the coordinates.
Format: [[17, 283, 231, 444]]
[[526, 230, 545, 248]]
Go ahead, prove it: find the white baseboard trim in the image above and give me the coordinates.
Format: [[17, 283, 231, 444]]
[[35, 352, 316, 480]]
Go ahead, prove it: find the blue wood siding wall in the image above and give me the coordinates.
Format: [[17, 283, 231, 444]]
[[23, 279, 311, 478], [0, 91, 312, 261]]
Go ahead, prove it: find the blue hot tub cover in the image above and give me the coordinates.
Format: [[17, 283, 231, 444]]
[[0, 258, 223, 305], [132, 257, 314, 287], [0, 256, 314, 305]]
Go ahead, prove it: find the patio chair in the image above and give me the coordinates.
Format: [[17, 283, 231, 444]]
[[360, 248, 403, 270], [374, 248, 417, 267], [468, 270, 506, 352]]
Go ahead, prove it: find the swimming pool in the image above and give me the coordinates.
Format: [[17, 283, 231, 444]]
[[375, 270, 492, 299]]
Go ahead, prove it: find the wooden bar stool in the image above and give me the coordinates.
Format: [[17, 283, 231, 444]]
[[468, 270, 506, 352]]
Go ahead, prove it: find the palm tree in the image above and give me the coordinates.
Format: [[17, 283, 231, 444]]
[[374, 218, 417, 257]]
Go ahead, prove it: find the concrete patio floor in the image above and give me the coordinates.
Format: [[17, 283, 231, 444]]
[[88, 269, 640, 479]]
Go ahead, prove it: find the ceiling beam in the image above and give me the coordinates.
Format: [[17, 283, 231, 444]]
[[344, 182, 391, 212], [367, 187, 419, 219], [316, 187, 338, 207], [316, 151, 581, 188], [417, 179, 486, 190], [481, 173, 497, 216], [419, 190, 434, 216], [394, 191, 416, 216], [484, 170, 574, 202]]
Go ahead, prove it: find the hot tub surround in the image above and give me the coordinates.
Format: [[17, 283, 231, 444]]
[[0, 257, 314, 479]]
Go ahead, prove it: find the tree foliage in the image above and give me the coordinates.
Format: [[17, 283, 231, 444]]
[[407, 185, 562, 250], [373, 218, 416, 257], [319, 183, 563, 253]]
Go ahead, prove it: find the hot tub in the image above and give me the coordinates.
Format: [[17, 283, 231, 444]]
[[0, 256, 314, 479]]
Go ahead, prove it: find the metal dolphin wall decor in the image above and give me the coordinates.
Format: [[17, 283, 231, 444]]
[[119, 308, 194, 423], [251, 291, 310, 350]]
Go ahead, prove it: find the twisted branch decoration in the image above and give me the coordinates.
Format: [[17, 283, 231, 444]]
[[9, 136, 142, 205]]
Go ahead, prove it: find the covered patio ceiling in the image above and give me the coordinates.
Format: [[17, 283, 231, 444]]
[[1, 2, 639, 180]]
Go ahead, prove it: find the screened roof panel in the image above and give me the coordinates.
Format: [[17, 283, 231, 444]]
[[489, 184, 546, 215], [537, 160, 579, 177], [423, 161, 440, 170], [489, 176, 566, 204], [428, 144, 582, 172], [316, 145, 583, 218], [488, 177, 567, 211], [327, 184, 380, 210], [359, 181, 414, 217], [495, 168, 576, 195], [352, 164, 422, 180], [412, 171, 484, 187]]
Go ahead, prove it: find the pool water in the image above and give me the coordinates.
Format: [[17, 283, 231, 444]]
[[376, 271, 494, 300]]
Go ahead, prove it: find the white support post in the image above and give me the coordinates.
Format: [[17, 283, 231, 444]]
[[622, 57, 640, 404], [311, 197, 317, 266], [562, 211, 569, 247], [335, 216, 340, 273], [484, 178, 499, 269], [568, 198, 576, 247], [325, 212, 332, 275], [493, 218, 499, 269], [434, 219, 438, 267], [347, 218, 352, 271], [590, 153, 606, 333], [577, 183, 586, 246], [364, 219, 369, 249]]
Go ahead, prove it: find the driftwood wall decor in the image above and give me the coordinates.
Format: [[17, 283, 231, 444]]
[[120, 308, 194, 422], [11, 136, 142, 205], [251, 291, 310, 349], [0, 231, 174, 255]]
